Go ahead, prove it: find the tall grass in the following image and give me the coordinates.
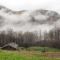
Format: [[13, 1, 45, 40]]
[[0, 50, 60, 60]]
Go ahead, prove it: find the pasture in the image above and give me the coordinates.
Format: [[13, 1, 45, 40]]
[[0, 47, 60, 60]]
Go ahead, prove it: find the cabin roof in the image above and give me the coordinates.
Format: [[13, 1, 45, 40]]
[[2, 42, 18, 49]]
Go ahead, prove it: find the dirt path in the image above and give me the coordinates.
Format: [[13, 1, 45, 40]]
[[41, 52, 60, 58], [8, 51, 60, 58]]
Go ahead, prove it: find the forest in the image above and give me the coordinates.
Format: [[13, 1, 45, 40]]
[[0, 28, 60, 49]]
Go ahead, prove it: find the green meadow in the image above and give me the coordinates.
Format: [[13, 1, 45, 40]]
[[0, 47, 60, 60]]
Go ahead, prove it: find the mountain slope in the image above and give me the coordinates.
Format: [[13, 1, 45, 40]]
[[0, 5, 60, 33]]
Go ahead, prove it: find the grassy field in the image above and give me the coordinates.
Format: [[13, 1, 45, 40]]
[[0, 50, 60, 60], [0, 47, 60, 60], [27, 47, 60, 52]]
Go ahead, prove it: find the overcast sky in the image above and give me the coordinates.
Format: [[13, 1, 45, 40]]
[[0, 0, 60, 12]]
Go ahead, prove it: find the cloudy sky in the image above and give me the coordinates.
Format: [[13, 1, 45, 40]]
[[0, 0, 60, 32], [0, 0, 60, 12]]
